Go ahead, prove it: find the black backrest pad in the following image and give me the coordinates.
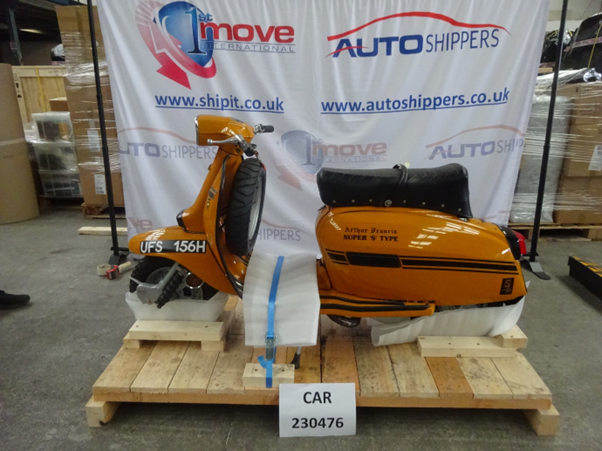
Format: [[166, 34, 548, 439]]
[[317, 163, 473, 218], [402, 164, 473, 217]]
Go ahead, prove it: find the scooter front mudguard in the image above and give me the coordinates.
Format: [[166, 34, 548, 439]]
[[129, 226, 236, 294]]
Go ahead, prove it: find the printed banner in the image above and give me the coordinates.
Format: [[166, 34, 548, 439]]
[[98, 0, 549, 255]]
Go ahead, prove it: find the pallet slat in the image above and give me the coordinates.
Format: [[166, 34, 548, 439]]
[[78, 226, 127, 236], [457, 357, 513, 399], [426, 357, 473, 399], [354, 338, 399, 397], [130, 341, 189, 394], [492, 354, 552, 399], [287, 345, 321, 384], [228, 299, 245, 337], [497, 326, 528, 349], [207, 338, 253, 394], [93, 343, 154, 394], [321, 335, 359, 393], [129, 320, 226, 342], [388, 343, 439, 398], [418, 336, 518, 358], [168, 343, 219, 394]]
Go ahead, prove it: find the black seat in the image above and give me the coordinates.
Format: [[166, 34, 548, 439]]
[[316, 163, 473, 217]]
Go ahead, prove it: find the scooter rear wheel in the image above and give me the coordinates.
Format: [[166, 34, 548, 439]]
[[129, 257, 218, 301], [226, 158, 266, 257]]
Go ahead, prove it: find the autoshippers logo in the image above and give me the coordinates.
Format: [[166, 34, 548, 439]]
[[274, 130, 387, 190], [326, 11, 508, 58], [425, 125, 524, 161], [136, 1, 295, 88]]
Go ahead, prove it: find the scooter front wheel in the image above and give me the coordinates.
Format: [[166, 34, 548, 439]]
[[129, 257, 218, 302], [226, 158, 266, 257]]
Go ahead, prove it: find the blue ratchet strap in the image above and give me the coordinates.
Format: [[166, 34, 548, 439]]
[[258, 255, 285, 388]]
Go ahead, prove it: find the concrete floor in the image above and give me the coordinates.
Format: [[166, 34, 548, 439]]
[[1, 209, 601, 451]]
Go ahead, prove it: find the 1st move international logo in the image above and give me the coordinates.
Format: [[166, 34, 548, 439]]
[[136, 0, 295, 88]]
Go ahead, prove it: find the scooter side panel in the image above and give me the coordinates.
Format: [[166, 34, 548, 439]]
[[128, 226, 236, 294], [316, 207, 526, 306]]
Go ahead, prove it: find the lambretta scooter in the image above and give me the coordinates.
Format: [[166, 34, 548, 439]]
[[129, 115, 526, 327]]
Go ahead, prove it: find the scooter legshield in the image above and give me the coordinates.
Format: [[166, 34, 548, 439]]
[[129, 226, 236, 294]]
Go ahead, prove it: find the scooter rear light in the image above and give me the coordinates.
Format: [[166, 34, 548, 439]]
[[514, 231, 528, 255], [497, 225, 522, 260]]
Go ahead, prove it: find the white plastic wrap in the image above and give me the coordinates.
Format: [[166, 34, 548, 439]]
[[369, 297, 525, 346], [243, 252, 320, 347], [509, 96, 572, 223], [125, 291, 228, 321]]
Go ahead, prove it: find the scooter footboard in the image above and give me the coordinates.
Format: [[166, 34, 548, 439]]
[[319, 290, 435, 318]]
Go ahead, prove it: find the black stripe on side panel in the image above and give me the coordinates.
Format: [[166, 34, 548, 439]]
[[401, 259, 517, 271], [321, 304, 428, 313], [398, 255, 517, 264], [327, 252, 348, 263], [402, 267, 518, 275], [346, 252, 401, 268], [321, 295, 430, 308]]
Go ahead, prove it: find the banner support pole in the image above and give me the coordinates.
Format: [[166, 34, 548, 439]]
[[522, 0, 569, 280], [86, 0, 128, 266]]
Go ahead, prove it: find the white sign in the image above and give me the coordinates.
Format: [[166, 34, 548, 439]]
[[279, 383, 356, 437], [87, 127, 101, 153], [94, 173, 107, 195], [99, 0, 549, 253]]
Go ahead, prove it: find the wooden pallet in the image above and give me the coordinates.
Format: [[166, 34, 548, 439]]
[[82, 203, 126, 219], [510, 222, 602, 241], [79, 226, 128, 236], [87, 305, 558, 436]]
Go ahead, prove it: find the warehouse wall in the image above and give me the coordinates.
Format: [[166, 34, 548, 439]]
[[547, 0, 602, 31], [0, 39, 61, 65]]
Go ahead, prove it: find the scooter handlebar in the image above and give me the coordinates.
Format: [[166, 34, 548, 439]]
[[207, 135, 256, 156], [254, 124, 274, 134]]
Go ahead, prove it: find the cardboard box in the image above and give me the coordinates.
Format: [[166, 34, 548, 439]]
[[0, 142, 40, 224], [79, 167, 125, 207], [56, 6, 107, 63], [564, 124, 602, 177], [554, 176, 602, 224], [49, 97, 69, 112], [72, 118, 122, 207], [556, 85, 602, 130], [556, 83, 602, 126], [57, 5, 123, 208], [553, 83, 602, 178]]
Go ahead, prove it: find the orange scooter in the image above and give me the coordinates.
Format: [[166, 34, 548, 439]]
[[129, 115, 526, 327]]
